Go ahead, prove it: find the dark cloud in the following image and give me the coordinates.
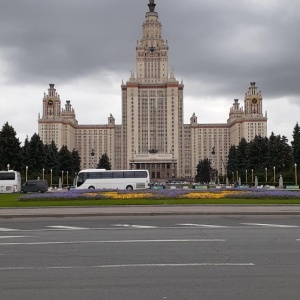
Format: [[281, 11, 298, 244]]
[[1, 0, 300, 95], [0, 0, 299, 141]]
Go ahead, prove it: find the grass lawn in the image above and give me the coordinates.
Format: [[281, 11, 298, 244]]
[[1, 192, 300, 208]]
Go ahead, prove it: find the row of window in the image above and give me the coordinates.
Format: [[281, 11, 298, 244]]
[[83, 171, 148, 179]]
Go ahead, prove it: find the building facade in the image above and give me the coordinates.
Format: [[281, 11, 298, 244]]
[[38, 0, 267, 180]]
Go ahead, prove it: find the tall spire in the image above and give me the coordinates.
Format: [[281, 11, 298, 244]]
[[148, 0, 156, 12]]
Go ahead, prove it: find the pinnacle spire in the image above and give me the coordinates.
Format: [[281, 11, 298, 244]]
[[148, 0, 156, 12]]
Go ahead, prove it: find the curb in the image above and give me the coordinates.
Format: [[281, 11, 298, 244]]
[[1, 205, 300, 218]]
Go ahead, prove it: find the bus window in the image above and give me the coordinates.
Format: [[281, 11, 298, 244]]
[[113, 172, 124, 178], [88, 172, 101, 179], [134, 171, 147, 178], [124, 171, 134, 178], [100, 172, 113, 178]]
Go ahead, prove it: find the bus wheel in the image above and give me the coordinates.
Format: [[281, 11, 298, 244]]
[[126, 185, 133, 190], [88, 186, 95, 189]]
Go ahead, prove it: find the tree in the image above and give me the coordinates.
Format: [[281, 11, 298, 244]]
[[21, 136, 30, 169], [278, 135, 292, 172], [44, 141, 59, 175], [292, 122, 300, 167], [227, 145, 237, 181], [97, 153, 111, 170], [195, 158, 212, 183], [268, 133, 292, 173], [71, 149, 81, 175], [0, 122, 22, 171], [26, 133, 46, 179], [58, 145, 72, 174], [248, 136, 269, 171], [236, 138, 249, 177]]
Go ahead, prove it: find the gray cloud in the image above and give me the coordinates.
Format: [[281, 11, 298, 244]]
[[0, 0, 299, 142]]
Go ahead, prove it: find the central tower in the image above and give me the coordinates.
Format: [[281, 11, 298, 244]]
[[121, 0, 184, 180], [136, 0, 169, 83]]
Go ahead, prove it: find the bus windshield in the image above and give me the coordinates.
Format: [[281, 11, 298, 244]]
[[0, 172, 16, 180]]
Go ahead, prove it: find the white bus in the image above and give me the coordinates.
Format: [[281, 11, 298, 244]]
[[0, 170, 22, 193], [75, 169, 150, 190]]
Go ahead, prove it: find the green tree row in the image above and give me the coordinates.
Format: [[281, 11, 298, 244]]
[[0, 122, 81, 185], [195, 123, 300, 185]]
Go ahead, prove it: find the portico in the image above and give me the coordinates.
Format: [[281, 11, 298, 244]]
[[129, 153, 177, 180]]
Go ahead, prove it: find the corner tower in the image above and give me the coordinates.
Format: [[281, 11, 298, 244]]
[[244, 82, 263, 116], [38, 84, 78, 150], [121, 0, 184, 180], [227, 82, 267, 145]]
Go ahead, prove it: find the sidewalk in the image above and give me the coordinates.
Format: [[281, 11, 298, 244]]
[[0, 205, 300, 218]]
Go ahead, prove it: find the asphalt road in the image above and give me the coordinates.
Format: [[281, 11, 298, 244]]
[[1, 205, 300, 217], [0, 215, 300, 299]]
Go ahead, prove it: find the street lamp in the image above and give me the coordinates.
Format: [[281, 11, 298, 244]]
[[7, 164, 10, 171], [26, 166, 28, 181], [67, 171, 69, 187], [265, 167, 268, 184], [91, 149, 95, 169], [246, 169, 248, 185], [62, 170, 64, 188], [42, 168, 45, 180], [236, 171, 239, 184], [232, 172, 234, 183], [273, 166, 275, 185], [295, 163, 297, 185], [50, 169, 53, 186], [211, 147, 216, 183], [251, 169, 254, 184]]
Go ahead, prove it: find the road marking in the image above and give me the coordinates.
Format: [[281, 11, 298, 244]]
[[47, 226, 89, 230], [178, 223, 228, 228], [0, 262, 254, 271], [0, 236, 34, 239], [241, 223, 299, 228], [0, 239, 225, 246], [113, 224, 157, 228], [0, 228, 19, 232]]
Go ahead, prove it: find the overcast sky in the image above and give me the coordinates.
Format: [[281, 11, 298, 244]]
[[0, 0, 299, 144]]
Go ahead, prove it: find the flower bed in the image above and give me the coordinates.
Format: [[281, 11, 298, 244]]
[[19, 188, 300, 201]]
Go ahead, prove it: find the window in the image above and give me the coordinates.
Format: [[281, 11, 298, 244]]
[[0, 172, 15, 180]]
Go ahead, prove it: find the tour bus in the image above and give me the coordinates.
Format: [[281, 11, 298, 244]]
[[75, 169, 150, 190], [0, 170, 21, 193]]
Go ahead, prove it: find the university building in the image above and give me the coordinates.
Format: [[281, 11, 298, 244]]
[[38, 0, 267, 180]]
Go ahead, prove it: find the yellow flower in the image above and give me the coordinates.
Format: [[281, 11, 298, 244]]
[[84, 191, 152, 199], [183, 191, 243, 199]]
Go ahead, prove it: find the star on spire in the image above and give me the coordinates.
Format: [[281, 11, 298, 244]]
[[148, 0, 156, 12]]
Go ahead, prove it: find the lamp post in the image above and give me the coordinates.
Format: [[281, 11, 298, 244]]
[[211, 147, 216, 183], [26, 166, 28, 181], [42, 168, 45, 180], [91, 149, 95, 169], [50, 169, 52, 186], [7, 164, 10, 171], [251, 169, 254, 184], [265, 167, 267, 184], [236, 171, 239, 185], [273, 166, 275, 185], [67, 171, 69, 187], [232, 172, 234, 183], [295, 163, 297, 185], [62, 170, 64, 188], [246, 169, 248, 185]]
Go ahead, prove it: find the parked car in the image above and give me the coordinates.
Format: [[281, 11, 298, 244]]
[[21, 180, 48, 193]]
